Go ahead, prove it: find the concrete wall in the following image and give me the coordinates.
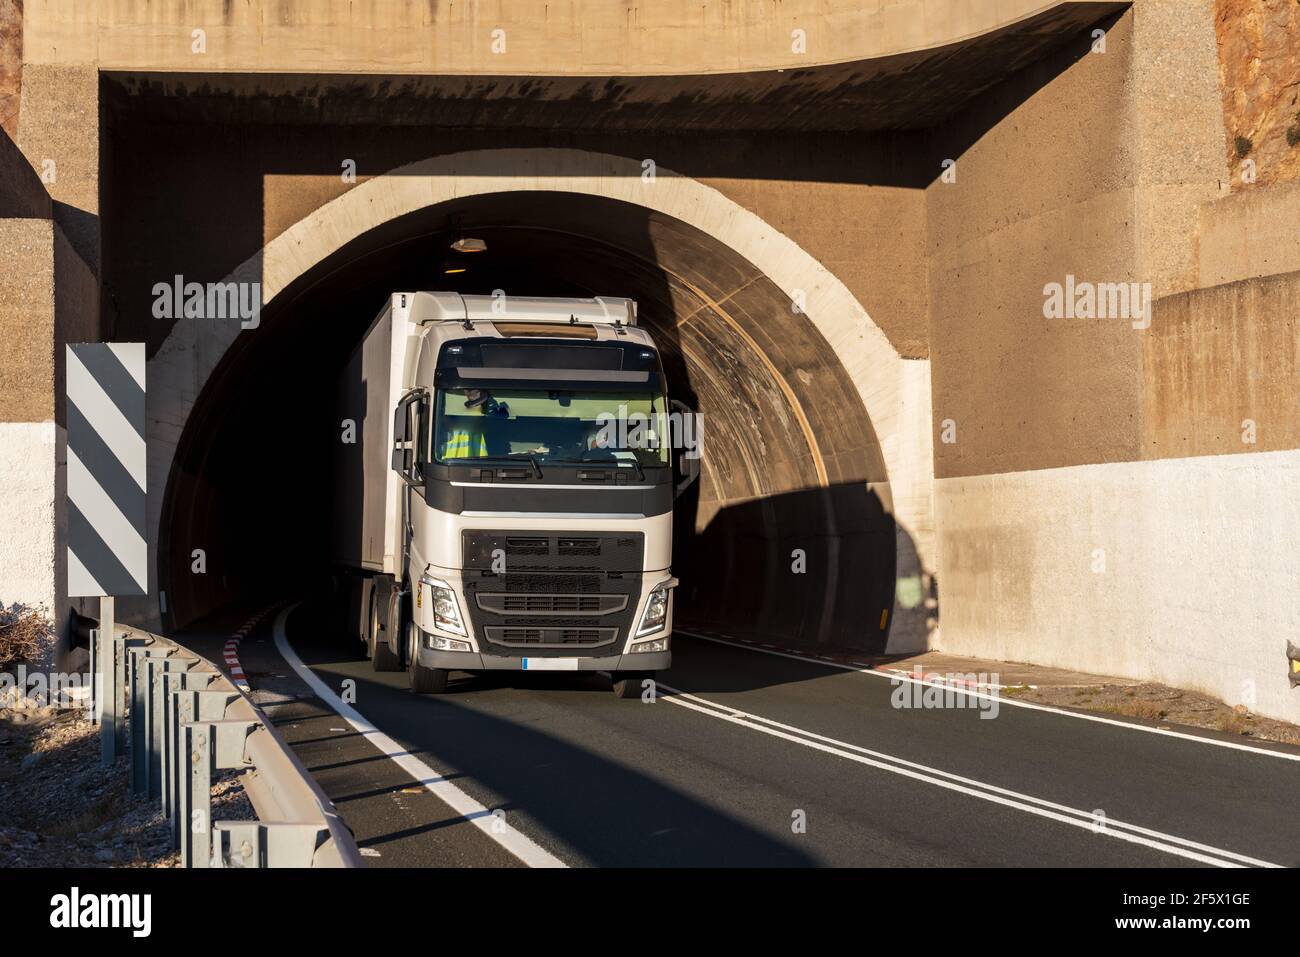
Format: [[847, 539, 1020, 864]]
[[0, 212, 98, 668], [925, 1, 1229, 479], [935, 267, 1300, 720], [0, 90, 99, 666], [0, 422, 60, 654], [935, 446, 1300, 721], [17, 64, 99, 271], [925, 10, 1144, 479], [22, 0, 1119, 75], [1198, 179, 1300, 286], [1143, 270, 1299, 460], [925, 0, 1299, 720], [103, 124, 931, 360]]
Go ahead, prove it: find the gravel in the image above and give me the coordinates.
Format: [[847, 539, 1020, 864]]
[[0, 707, 259, 867]]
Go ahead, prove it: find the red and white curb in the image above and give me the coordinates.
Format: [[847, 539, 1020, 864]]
[[679, 629, 1033, 692], [222, 603, 282, 692]]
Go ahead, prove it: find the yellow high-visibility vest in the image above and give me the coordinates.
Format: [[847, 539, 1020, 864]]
[[443, 429, 487, 459]]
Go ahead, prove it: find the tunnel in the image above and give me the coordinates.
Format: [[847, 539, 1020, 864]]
[[159, 189, 899, 653]]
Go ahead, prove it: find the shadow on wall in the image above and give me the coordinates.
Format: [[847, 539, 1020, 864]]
[[677, 483, 920, 656]]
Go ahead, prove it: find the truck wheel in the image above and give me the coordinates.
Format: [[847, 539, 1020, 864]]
[[368, 583, 402, 672], [612, 671, 654, 700], [407, 620, 449, 694]]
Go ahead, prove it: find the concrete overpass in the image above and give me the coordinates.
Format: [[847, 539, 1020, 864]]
[[2, 0, 1298, 725]]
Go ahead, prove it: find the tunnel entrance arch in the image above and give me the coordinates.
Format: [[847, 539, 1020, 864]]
[[144, 149, 934, 653]]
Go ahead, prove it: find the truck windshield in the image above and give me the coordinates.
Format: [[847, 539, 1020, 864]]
[[434, 388, 670, 468]]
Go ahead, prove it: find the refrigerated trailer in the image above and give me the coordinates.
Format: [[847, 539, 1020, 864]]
[[333, 292, 690, 698]]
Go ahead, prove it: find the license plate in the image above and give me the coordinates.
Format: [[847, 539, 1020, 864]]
[[522, 657, 579, 671]]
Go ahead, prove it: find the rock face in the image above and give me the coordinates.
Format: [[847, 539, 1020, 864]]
[[0, 1, 19, 140], [1215, 0, 1300, 188]]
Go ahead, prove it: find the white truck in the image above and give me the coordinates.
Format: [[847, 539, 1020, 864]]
[[333, 292, 688, 698]]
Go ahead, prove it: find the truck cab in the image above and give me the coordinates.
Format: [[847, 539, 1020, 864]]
[[341, 292, 688, 699]]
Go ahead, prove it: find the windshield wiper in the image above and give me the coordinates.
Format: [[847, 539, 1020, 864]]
[[449, 454, 542, 478], [559, 458, 646, 481], [517, 452, 543, 478]]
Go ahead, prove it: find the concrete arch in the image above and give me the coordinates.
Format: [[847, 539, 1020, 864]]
[[140, 148, 934, 649]]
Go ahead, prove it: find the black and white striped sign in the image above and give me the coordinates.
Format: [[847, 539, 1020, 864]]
[[66, 343, 147, 597]]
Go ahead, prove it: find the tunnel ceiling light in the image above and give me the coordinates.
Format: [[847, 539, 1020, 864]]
[[444, 267, 467, 275], [450, 237, 487, 253]]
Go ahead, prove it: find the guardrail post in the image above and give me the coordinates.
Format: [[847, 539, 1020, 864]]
[[180, 719, 257, 868], [89, 627, 99, 724], [181, 722, 212, 868], [97, 598, 115, 758], [94, 623, 120, 766], [212, 822, 328, 868], [114, 635, 147, 753], [161, 672, 219, 818], [167, 685, 233, 840], [147, 656, 197, 801], [128, 644, 172, 793]]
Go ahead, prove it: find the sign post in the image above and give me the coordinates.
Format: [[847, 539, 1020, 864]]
[[65, 343, 147, 765]]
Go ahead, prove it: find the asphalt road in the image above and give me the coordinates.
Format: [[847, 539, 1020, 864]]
[[180, 601, 1300, 868]]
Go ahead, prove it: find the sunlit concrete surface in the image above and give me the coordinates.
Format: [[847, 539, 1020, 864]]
[[1, 0, 1298, 725]]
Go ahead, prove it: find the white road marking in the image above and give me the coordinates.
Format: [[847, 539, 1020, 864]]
[[273, 605, 567, 869], [679, 630, 1300, 763], [653, 679, 1280, 868]]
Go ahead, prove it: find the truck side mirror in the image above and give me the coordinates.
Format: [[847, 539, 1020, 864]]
[[669, 398, 701, 499], [391, 389, 425, 486], [392, 393, 412, 442]]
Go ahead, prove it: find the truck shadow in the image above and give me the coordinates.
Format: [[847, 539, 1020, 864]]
[[285, 601, 820, 867]]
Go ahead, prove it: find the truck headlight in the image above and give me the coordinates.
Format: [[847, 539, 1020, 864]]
[[636, 585, 671, 636], [422, 576, 466, 636]]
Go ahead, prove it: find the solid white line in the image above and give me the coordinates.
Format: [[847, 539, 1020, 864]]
[[272, 604, 567, 869], [653, 681, 1276, 868], [657, 682, 1279, 868], [678, 630, 1300, 763]]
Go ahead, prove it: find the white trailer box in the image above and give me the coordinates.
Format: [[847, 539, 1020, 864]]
[[333, 294, 416, 575]]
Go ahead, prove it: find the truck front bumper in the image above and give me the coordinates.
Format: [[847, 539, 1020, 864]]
[[414, 645, 671, 673]]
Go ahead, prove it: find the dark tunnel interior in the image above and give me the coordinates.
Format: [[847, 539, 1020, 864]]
[[160, 191, 899, 652]]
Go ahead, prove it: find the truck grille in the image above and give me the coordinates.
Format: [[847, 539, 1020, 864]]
[[476, 593, 628, 615], [484, 627, 619, 649], [462, 530, 643, 657], [462, 530, 643, 572]]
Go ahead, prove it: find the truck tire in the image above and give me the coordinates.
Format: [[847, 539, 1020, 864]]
[[368, 579, 402, 672], [406, 619, 449, 694], [612, 671, 655, 700]]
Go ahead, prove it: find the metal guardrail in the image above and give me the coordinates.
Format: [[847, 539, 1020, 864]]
[[89, 622, 362, 868]]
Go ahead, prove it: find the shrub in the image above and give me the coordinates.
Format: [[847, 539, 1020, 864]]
[[1234, 134, 1253, 157], [0, 603, 51, 668]]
